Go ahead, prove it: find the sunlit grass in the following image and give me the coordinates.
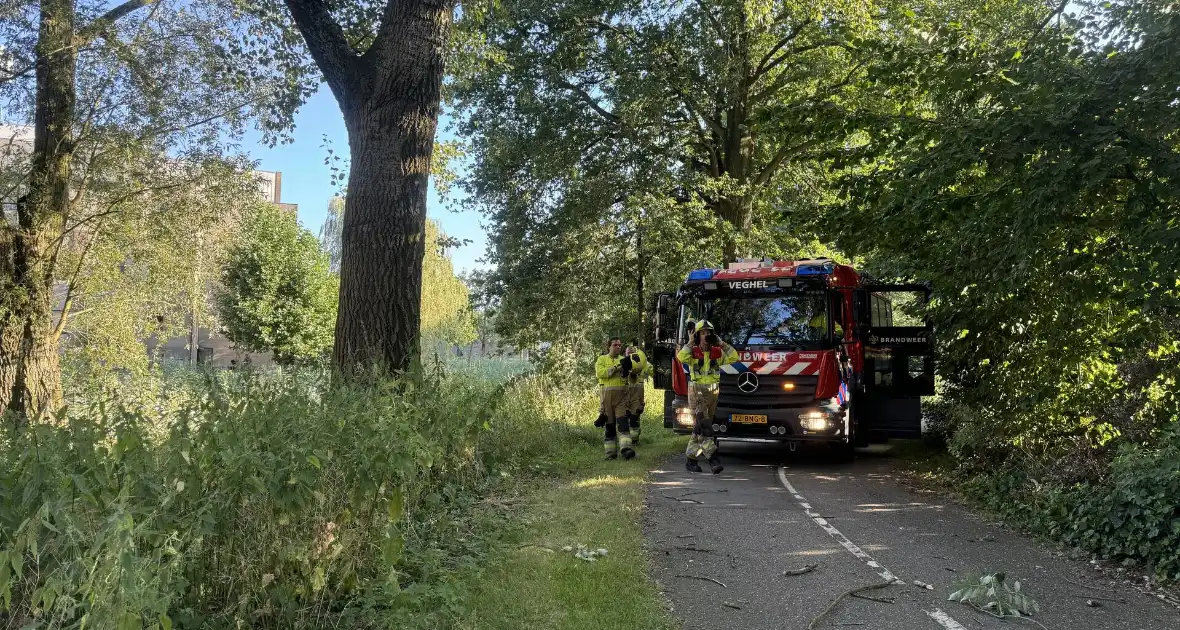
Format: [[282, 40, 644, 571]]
[[454, 399, 684, 630]]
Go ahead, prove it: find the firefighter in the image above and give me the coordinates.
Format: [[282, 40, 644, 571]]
[[677, 320, 738, 474], [808, 310, 843, 338], [624, 340, 652, 442], [595, 337, 636, 460]]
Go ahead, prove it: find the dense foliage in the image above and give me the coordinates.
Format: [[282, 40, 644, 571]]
[[457, 0, 1180, 578], [0, 358, 626, 628], [449, 0, 1039, 354], [829, 0, 1179, 470], [218, 204, 339, 365]]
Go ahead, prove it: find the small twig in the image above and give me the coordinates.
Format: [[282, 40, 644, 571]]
[[851, 593, 896, 604], [808, 582, 894, 630], [675, 574, 727, 588], [723, 601, 742, 610], [676, 534, 696, 539], [674, 490, 715, 499], [663, 494, 704, 504], [1063, 578, 1118, 593], [674, 545, 714, 553], [971, 607, 1050, 630], [784, 564, 819, 576], [1071, 594, 1126, 604]]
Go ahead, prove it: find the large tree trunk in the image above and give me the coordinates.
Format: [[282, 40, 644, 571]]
[[286, 0, 451, 375], [1, 0, 76, 420], [716, 196, 751, 262], [334, 103, 433, 372]]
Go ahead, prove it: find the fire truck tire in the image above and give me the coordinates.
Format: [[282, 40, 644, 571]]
[[663, 389, 675, 429], [850, 384, 870, 448], [832, 440, 856, 464]]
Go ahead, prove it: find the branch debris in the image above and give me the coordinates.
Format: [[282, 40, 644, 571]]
[[674, 574, 727, 588], [808, 582, 895, 630]]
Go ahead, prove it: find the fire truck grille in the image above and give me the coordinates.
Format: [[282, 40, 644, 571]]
[[718, 374, 819, 410]]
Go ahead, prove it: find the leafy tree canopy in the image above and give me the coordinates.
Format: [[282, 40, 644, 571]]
[[218, 203, 338, 365]]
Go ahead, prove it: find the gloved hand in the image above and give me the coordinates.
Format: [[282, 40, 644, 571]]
[[631, 353, 642, 364], [594, 413, 608, 427], [692, 347, 704, 360], [709, 346, 723, 360]]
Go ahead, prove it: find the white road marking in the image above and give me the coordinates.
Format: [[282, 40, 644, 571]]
[[925, 609, 968, 630], [778, 467, 901, 584], [777, 467, 968, 630]]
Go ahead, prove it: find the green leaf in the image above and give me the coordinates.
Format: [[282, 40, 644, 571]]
[[388, 487, 404, 523]]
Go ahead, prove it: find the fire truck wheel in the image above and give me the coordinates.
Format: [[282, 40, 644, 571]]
[[831, 441, 855, 464], [662, 389, 675, 429]]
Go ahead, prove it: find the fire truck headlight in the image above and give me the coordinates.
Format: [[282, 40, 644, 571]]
[[676, 407, 694, 427], [799, 411, 830, 431]]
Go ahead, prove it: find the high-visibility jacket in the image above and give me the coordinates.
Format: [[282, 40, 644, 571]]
[[809, 313, 844, 337], [627, 349, 652, 385], [595, 353, 627, 388], [677, 342, 739, 385]]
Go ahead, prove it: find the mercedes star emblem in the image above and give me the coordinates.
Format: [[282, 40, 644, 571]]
[[737, 372, 759, 393]]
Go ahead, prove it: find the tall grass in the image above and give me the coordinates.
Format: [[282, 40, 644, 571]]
[[0, 359, 601, 629]]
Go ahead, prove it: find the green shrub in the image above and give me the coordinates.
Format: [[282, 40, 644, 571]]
[[1059, 427, 1180, 581], [958, 424, 1180, 583], [0, 362, 602, 629]]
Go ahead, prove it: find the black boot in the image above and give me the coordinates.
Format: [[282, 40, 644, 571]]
[[708, 455, 724, 475], [685, 458, 703, 473]]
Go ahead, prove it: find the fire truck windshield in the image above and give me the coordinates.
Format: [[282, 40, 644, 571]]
[[692, 292, 830, 348]]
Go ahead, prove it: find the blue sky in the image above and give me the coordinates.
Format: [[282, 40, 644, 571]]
[[238, 86, 488, 276]]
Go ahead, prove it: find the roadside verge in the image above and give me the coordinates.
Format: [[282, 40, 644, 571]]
[[452, 423, 685, 629]]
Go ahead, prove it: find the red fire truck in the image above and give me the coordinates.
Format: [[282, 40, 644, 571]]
[[651, 259, 934, 459]]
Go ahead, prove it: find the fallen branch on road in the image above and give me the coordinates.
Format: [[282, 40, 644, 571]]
[[1063, 577, 1118, 593], [808, 581, 895, 630], [784, 564, 819, 576], [663, 494, 704, 504], [674, 574, 727, 588], [851, 592, 896, 604], [673, 545, 714, 553]]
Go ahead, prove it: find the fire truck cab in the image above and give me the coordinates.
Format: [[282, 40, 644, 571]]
[[651, 259, 934, 459]]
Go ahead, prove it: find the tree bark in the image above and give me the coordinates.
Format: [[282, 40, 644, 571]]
[[1, 0, 77, 420], [286, 0, 451, 374]]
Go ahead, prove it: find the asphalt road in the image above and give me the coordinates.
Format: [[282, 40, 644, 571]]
[[644, 441, 1180, 630]]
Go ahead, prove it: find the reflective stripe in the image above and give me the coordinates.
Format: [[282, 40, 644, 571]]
[[785, 362, 810, 375]]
